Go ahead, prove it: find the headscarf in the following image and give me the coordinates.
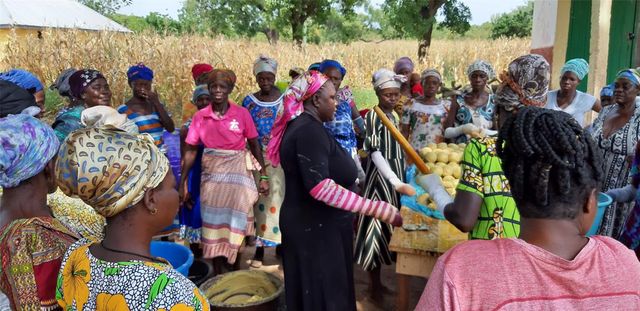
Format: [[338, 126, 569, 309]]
[[206, 69, 237, 90], [616, 69, 640, 86], [561, 58, 589, 80], [0, 80, 39, 117], [0, 69, 43, 93], [308, 62, 321, 72], [191, 63, 214, 80], [466, 60, 495, 80], [495, 54, 550, 110], [600, 83, 615, 97], [253, 54, 278, 76], [319, 59, 346, 77], [267, 71, 329, 166], [69, 69, 105, 99], [127, 63, 154, 84], [0, 114, 59, 188], [191, 84, 210, 104], [372, 68, 407, 90], [420, 69, 442, 82], [50, 68, 77, 98], [393, 57, 414, 74], [56, 127, 169, 218], [80, 106, 139, 134], [289, 67, 305, 78]]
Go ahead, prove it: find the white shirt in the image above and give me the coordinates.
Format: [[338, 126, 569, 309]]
[[545, 90, 597, 127]]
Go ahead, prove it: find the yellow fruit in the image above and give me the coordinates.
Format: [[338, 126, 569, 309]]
[[432, 166, 443, 177], [442, 165, 453, 177], [448, 152, 462, 164], [448, 143, 458, 149], [437, 143, 448, 149], [426, 163, 436, 172], [443, 181, 454, 189], [425, 152, 438, 163], [427, 143, 438, 150], [419, 147, 433, 160], [458, 143, 466, 150], [443, 175, 456, 183], [437, 151, 450, 163], [452, 165, 462, 179], [435, 162, 446, 168]]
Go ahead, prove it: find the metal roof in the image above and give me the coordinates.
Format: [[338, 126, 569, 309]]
[[0, 0, 131, 32]]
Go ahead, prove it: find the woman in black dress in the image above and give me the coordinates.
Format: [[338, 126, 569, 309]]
[[266, 71, 402, 310]]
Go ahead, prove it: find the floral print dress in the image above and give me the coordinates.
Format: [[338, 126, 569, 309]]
[[56, 240, 209, 311], [401, 99, 450, 150]]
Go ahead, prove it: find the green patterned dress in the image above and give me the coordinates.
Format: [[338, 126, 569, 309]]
[[354, 109, 405, 271], [456, 137, 520, 239]]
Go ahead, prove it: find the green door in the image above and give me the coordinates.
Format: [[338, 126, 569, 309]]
[[607, 0, 639, 83], [566, 0, 592, 92]]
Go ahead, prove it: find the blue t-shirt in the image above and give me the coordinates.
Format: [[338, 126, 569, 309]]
[[241, 94, 283, 148]]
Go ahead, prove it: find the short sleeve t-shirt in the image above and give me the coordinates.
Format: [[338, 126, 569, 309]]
[[185, 103, 258, 150], [545, 90, 597, 127], [456, 137, 519, 239], [416, 236, 640, 310], [400, 99, 449, 150]]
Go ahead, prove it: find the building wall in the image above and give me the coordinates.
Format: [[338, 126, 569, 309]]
[[0, 28, 40, 63], [531, 0, 558, 66]]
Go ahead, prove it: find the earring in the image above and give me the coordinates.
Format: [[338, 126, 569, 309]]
[[150, 208, 157, 215]]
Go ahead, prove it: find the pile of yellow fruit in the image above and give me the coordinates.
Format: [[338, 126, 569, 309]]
[[416, 143, 467, 209]]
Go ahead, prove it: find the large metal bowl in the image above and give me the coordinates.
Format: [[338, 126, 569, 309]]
[[199, 271, 284, 311]]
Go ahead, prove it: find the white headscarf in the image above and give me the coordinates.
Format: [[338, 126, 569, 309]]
[[81, 106, 139, 134], [253, 54, 278, 76], [372, 69, 407, 90]]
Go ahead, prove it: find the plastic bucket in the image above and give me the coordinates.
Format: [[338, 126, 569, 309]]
[[150, 241, 194, 276], [587, 193, 613, 236]]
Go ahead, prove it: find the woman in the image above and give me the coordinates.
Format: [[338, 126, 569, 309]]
[[417, 106, 640, 310], [354, 69, 414, 302], [319, 59, 366, 181], [182, 63, 215, 124], [55, 127, 209, 310], [419, 54, 551, 240], [0, 69, 45, 118], [600, 83, 614, 108], [267, 71, 402, 310], [118, 63, 175, 148], [53, 69, 113, 142], [0, 79, 40, 116], [180, 69, 269, 274], [545, 58, 601, 127], [0, 114, 78, 310], [241, 55, 284, 266], [590, 69, 640, 238], [444, 60, 497, 142], [400, 69, 450, 150], [392, 56, 415, 116], [178, 85, 210, 246]]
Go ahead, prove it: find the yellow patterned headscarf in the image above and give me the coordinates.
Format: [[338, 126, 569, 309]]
[[55, 127, 169, 218]]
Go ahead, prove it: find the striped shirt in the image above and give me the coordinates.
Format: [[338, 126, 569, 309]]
[[117, 104, 165, 147]]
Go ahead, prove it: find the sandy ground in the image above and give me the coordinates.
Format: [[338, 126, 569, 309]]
[[232, 245, 427, 311]]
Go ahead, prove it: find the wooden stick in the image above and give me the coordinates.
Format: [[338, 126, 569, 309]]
[[373, 106, 430, 174]]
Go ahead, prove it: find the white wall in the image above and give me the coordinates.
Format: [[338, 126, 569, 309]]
[[531, 0, 558, 49]]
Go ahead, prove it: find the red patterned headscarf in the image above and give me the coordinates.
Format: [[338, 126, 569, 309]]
[[267, 71, 329, 166]]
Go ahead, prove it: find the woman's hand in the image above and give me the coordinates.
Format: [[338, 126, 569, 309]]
[[179, 179, 191, 207]]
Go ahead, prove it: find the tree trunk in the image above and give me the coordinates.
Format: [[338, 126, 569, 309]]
[[418, 0, 445, 62], [291, 19, 304, 47], [263, 28, 279, 45]]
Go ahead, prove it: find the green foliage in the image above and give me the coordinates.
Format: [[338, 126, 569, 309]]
[[109, 14, 149, 33], [490, 1, 533, 39], [79, 0, 132, 15], [383, 0, 471, 39]]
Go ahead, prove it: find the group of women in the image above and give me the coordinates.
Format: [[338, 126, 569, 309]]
[[2, 50, 640, 310]]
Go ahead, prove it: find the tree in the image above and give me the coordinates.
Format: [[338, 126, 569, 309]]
[[78, 0, 132, 15], [384, 0, 471, 61], [490, 1, 533, 39]]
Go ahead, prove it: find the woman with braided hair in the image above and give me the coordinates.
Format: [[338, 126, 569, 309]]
[[590, 69, 640, 238], [418, 54, 551, 240], [417, 106, 640, 310]]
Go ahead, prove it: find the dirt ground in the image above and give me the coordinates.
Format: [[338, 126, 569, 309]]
[[233, 245, 427, 311]]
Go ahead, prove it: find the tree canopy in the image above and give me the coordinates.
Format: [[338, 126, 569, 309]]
[[490, 1, 534, 39]]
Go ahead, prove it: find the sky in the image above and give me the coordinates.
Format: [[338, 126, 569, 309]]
[[117, 0, 529, 25]]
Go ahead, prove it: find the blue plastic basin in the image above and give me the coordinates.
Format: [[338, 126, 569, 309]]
[[150, 241, 194, 277], [587, 193, 613, 236]]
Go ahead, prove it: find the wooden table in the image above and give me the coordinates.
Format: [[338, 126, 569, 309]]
[[389, 207, 467, 311]]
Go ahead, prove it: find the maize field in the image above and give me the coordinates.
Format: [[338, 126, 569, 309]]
[[0, 29, 530, 122]]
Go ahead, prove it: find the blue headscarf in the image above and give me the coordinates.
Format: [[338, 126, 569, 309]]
[[617, 69, 640, 86], [127, 63, 154, 83], [600, 83, 615, 97], [0, 114, 59, 188], [0, 69, 43, 92], [192, 84, 210, 104], [561, 58, 589, 80], [308, 62, 321, 71], [319, 59, 346, 78]]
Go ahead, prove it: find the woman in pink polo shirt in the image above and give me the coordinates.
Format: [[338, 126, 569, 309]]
[[180, 69, 269, 274]]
